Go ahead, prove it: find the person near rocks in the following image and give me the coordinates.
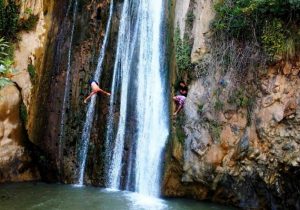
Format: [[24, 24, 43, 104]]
[[84, 79, 111, 103], [173, 81, 188, 116]]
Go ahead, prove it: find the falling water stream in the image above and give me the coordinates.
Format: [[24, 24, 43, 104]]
[[134, 0, 169, 196], [58, 0, 78, 173], [105, 0, 140, 189], [76, 0, 114, 185], [105, 0, 169, 197]]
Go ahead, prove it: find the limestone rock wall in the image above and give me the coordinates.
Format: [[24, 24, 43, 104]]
[[0, 85, 39, 182], [163, 0, 300, 209], [0, 0, 56, 183]]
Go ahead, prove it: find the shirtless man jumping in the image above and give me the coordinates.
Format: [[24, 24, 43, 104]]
[[84, 80, 111, 103]]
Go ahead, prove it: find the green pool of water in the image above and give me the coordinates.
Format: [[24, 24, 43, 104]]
[[0, 183, 235, 210]]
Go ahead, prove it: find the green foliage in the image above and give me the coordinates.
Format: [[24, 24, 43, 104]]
[[27, 64, 36, 83], [174, 27, 192, 75], [19, 14, 39, 32], [176, 127, 186, 144], [261, 19, 285, 58], [0, 77, 11, 89], [213, 87, 224, 111], [0, 0, 20, 40], [208, 120, 222, 143], [0, 37, 9, 60], [198, 103, 204, 114], [214, 98, 224, 111], [212, 0, 300, 60], [289, 0, 300, 9], [213, 0, 299, 38], [186, 11, 195, 27], [175, 112, 186, 144], [0, 1, 38, 40], [261, 19, 300, 60], [24, 8, 33, 15], [228, 88, 250, 108], [0, 57, 13, 73], [0, 37, 14, 89]]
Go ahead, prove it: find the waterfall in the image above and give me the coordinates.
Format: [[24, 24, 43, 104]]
[[105, 0, 169, 196], [76, 0, 114, 186], [105, 0, 140, 189], [58, 0, 78, 174], [134, 0, 169, 196]]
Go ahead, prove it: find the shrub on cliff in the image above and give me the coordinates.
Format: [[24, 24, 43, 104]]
[[212, 0, 300, 60], [19, 14, 39, 32], [0, 0, 20, 41], [174, 27, 193, 76], [0, 37, 14, 89], [0, 0, 40, 41]]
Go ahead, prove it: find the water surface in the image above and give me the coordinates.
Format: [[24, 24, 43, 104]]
[[0, 183, 235, 210]]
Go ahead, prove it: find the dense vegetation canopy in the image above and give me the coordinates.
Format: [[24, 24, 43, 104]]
[[213, 0, 300, 60]]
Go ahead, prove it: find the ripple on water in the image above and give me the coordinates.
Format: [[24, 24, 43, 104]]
[[0, 183, 236, 210]]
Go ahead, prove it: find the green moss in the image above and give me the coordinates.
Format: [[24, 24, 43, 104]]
[[27, 64, 36, 83], [208, 120, 222, 143]]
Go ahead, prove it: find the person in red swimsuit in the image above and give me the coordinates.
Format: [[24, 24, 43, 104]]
[[84, 80, 111, 103]]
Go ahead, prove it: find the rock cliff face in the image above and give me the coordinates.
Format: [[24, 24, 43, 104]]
[[29, 0, 119, 183], [0, 85, 39, 182], [163, 0, 300, 209], [0, 0, 55, 183]]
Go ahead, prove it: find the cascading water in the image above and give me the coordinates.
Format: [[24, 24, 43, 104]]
[[76, 0, 114, 186], [134, 0, 169, 196], [105, 0, 141, 189], [58, 0, 78, 173], [105, 0, 169, 197]]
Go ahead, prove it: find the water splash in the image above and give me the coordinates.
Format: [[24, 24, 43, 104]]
[[76, 0, 114, 186]]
